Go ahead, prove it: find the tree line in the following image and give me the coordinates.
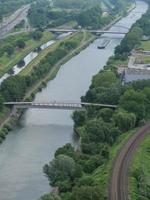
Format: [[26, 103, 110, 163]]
[[0, 33, 82, 111], [28, 0, 132, 29], [115, 7, 150, 59], [40, 6, 150, 200]]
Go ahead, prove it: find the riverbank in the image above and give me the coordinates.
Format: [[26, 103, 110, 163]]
[[24, 31, 95, 100], [42, 2, 150, 199], [0, 31, 96, 144], [0, 1, 136, 133], [0, 1, 148, 200]]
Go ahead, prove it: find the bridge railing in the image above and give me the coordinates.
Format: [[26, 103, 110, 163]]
[[4, 101, 117, 109]]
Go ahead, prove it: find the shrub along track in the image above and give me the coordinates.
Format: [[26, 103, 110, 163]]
[[108, 123, 150, 200]]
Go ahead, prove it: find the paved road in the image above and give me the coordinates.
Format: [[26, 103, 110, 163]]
[[109, 123, 150, 200], [1, 28, 35, 39], [48, 28, 127, 34], [0, 5, 30, 39]]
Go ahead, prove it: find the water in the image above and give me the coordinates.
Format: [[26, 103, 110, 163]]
[[0, 1, 148, 200]]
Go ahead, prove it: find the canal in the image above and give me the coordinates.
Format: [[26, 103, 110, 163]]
[[0, 1, 148, 200]]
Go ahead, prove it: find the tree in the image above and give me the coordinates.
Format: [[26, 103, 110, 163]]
[[91, 70, 117, 88], [31, 31, 43, 40], [55, 143, 76, 159], [83, 155, 103, 173], [77, 5, 102, 29], [113, 110, 136, 131], [0, 76, 27, 101], [5, 45, 14, 56], [119, 89, 147, 120], [84, 119, 108, 143], [39, 194, 61, 200], [0, 95, 4, 111], [72, 186, 102, 200], [17, 59, 25, 68], [16, 39, 26, 48], [72, 110, 87, 127], [115, 26, 143, 58], [97, 108, 113, 122], [43, 155, 81, 185]]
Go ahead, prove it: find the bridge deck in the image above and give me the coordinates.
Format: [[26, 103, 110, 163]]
[[47, 29, 126, 35], [4, 101, 117, 110]]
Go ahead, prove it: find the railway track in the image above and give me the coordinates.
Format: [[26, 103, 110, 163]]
[[109, 123, 150, 200]]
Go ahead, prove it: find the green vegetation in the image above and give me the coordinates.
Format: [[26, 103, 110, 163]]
[[129, 135, 150, 200], [41, 8, 150, 200], [0, 32, 84, 101], [135, 55, 150, 64], [41, 54, 150, 199], [115, 26, 143, 59], [140, 41, 150, 51], [0, 31, 53, 77], [0, 31, 94, 131], [128, 11, 150, 198], [20, 31, 86, 76], [53, 0, 101, 9], [115, 7, 150, 59], [28, 0, 133, 29], [40, 194, 61, 200], [77, 5, 104, 29]]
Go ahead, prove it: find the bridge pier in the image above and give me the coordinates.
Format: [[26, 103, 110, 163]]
[[11, 106, 17, 117]]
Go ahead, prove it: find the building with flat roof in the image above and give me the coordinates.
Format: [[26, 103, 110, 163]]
[[123, 68, 150, 83]]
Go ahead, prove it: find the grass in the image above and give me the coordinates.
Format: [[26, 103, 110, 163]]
[[108, 56, 128, 67], [20, 32, 80, 76], [92, 128, 138, 197], [0, 31, 53, 77], [0, 31, 95, 130], [129, 134, 150, 199], [135, 56, 150, 64], [140, 40, 150, 51]]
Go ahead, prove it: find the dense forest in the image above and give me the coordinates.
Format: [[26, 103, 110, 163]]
[[28, 0, 133, 28], [53, 0, 102, 9]]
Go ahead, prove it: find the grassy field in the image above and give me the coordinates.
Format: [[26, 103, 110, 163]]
[[129, 134, 150, 200], [140, 40, 150, 51], [0, 31, 53, 77]]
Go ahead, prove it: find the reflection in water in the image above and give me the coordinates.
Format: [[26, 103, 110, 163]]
[[0, 1, 148, 200]]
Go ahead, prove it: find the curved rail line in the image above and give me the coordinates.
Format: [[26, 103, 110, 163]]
[[109, 123, 150, 200]]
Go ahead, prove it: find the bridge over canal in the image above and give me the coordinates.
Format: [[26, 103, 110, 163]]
[[48, 28, 127, 35], [4, 101, 117, 115]]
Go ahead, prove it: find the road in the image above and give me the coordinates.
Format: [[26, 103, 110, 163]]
[[48, 28, 127, 35], [0, 5, 30, 39], [109, 123, 150, 200], [1, 28, 34, 39]]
